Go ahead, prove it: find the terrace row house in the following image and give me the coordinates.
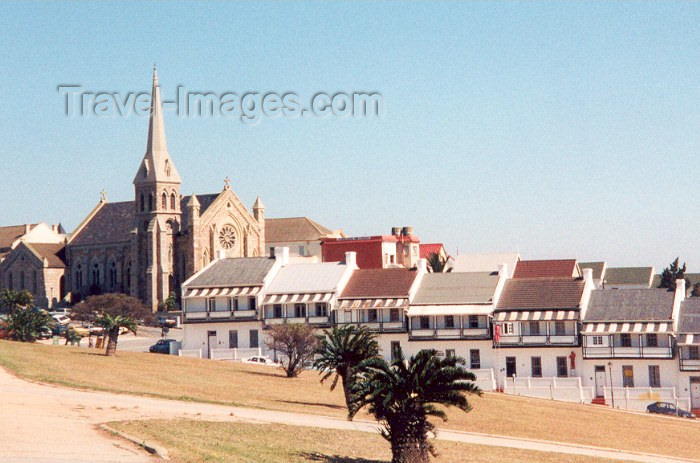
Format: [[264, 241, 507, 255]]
[[181, 254, 700, 413]]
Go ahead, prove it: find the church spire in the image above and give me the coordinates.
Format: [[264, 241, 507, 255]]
[[134, 66, 181, 185]]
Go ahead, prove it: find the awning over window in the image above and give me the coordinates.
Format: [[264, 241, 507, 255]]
[[184, 286, 261, 298], [407, 305, 492, 317], [494, 310, 578, 322], [262, 292, 334, 305], [337, 298, 407, 310], [582, 322, 672, 334]]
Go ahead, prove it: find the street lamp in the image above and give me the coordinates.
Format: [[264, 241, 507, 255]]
[[607, 361, 615, 408]]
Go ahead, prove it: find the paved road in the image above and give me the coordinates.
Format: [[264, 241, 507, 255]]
[[0, 367, 695, 463]]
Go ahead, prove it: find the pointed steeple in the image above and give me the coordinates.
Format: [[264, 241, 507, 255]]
[[134, 65, 181, 185]]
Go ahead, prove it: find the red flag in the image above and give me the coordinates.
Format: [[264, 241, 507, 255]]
[[494, 324, 501, 343]]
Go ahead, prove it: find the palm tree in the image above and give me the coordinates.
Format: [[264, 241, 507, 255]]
[[426, 253, 447, 273], [0, 289, 33, 314], [2, 307, 53, 342], [314, 325, 379, 409], [349, 349, 481, 463], [96, 313, 138, 356]]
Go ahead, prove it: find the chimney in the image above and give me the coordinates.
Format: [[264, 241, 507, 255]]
[[217, 249, 226, 260], [402, 226, 413, 236], [344, 251, 357, 269], [416, 258, 427, 274], [672, 278, 687, 332], [391, 227, 401, 236], [583, 268, 594, 286], [24, 224, 30, 234], [274, 246, 289, 266], [498, 263, 508, 278]]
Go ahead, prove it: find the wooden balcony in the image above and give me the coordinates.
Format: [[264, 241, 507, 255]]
[[183, 309, 257, 323], [583, 345, 673, 359], [409, 327, 490, 340], [496, 334, 578, 347]]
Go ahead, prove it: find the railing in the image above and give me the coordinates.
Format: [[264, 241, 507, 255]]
[[496, 334, 578, 347], [464, 368, 497, 391], [184, 310, 258, 322], [210, 347, 263, 361], [263, 316, 330, 326], [336, 320, 406, 332], [583, 345, 673, 359], [602, 386, 690, 412], [679, 357, 700, 371], [178, 348, 202, 358], [503, 376, 594, 403], [409, 327, 490, 340]]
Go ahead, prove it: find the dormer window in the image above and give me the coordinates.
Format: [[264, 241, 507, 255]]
[[142, 163, 148, 178], [165, 159, 171, 177]]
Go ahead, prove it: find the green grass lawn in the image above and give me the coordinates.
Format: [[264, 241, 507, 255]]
[[109, 419, 621, 463], [1, 340, 698, 460]]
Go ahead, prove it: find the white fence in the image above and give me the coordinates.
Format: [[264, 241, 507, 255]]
[[210, 347, 263, 361], [503, 376, 594, 403], [178, 348, 202, 358], [467, 368, 497, 391], [603, 387, 691, 412]]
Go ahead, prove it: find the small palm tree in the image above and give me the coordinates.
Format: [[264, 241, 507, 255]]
[[314, 325, 379, 410], [0, 289, 34, 314], [96, 313, 138, 356], [2, 307, 53, 342], [349, 349, 481, 463], [426, 253, 446, 273]]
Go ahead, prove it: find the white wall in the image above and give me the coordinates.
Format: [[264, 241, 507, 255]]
[[183, 321, 265, 355], [580, 358, 679, 389]]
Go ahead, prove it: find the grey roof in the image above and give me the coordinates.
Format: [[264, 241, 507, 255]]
[[266, 262, 348, 294], [679, 298, 700, 333], [180, 194, 218, 228], [603, 267, 653, 287], [653, 273, 700, 289], [187, 257, 275, 288], [579, 261, 606, 280], [412, 272, 498, 305], [585, 289, 674, 322], [70, 202, 135, 246]]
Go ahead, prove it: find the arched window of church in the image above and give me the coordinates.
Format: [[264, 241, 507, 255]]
[[202, 249, 209, 267], [140, 193, 145, 212], [142, 164, 148, 178], [7, 272, 13, 290], [165, 159, 171, 177], [161, 192, 167, 210], [75, 264, 82, 289], [168, 244, 173, 264], [170, 193, 176, 210], [92, 263, 100, 286], [19, 271, 25, 290], [125, 262, 132, 291], [149, 193, 154, 211], [33, 270, 38, 294], [109, 262, 117, 290]]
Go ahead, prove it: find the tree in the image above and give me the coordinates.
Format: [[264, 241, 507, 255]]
[[1, 307, 52, 342], [0, 289, 33, 314], [658, 257, 689, 291], [71, 293, 151, 356], [314, 325, 379, 410], [349, 349, 481, 463], [692, 283, 700, 298], [265, 323, 318, 378], [426, 253, 446, 273]]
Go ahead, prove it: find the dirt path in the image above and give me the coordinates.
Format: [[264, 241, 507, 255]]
[[0, 367, 695, 463]]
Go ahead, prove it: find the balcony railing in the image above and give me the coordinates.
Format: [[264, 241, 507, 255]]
[[263, 315, 330, 326], [184, 309, 258, 322], [679, 358, 700, 371], [496, 334, 578, 347], [336, 320, 406, 333], [409, 327, 490, 340], [583, 345, 673, 359]]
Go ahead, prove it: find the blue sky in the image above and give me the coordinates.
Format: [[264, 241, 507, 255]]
[[1, 2, 699, 270]]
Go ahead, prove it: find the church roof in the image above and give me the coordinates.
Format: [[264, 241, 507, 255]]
[[186, 257, 275, 288], [70, 201, 135, 246], [25, 242, 67, 268], [180, 194, 218, 227], [265, 217, 335, 243], [0, 224, 34, 257]]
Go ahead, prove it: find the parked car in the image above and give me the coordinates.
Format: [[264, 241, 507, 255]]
[[646, 402, 696, 419], [51, 314, 71, 325], [242, 356, 279, 366], [156, 315, 177, 327], [149, 338, 178, 354]]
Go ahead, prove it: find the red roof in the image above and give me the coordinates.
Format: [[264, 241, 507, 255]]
[[340, 268, 418, 299], [513, 259, 578, 279], [496, 277, 585, 310], [419, 243, 445, 259]]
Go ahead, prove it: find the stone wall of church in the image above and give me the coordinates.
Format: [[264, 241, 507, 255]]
[[67, 242, 131, 301], [0, 250, 66, 308]]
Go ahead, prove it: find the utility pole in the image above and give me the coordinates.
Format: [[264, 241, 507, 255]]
[[608, 361, 615, 408]]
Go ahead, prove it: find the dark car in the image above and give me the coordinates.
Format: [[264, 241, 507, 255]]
[[646, 401, 696, 419], [149, 339, 177, 354]]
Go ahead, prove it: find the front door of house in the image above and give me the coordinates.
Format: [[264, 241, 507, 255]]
[[595, 366, 606, 398], [207, 330, 217, 358], [691, 378, 700, 409], [506, 357, 517, 377]]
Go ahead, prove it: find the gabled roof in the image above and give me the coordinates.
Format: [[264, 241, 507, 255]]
[[186, 257, 275, 288], [0, 224, 33, 249], [513, 259, 579, 279], [579, 261, 606, 280], [70, 202, 135, 246], [419, 243, 445, 259], [603, 267, 654, 287], [266, 262, 348, 294], [585, 289, 674, 321], [25, 242, 67, 268], [679, 298, 700, 333], [412, 272, 498, 305], [448, 253, 519, 277], [340, 268, 417, 299], [265, 217, 336, 243], [495, 277, 585, 311]]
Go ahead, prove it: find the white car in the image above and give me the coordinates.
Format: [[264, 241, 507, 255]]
[[51, 314, 71, 325], [242, 356, 279, 366]]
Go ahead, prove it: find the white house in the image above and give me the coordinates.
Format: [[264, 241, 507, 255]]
[[678, 298, 700, 412]]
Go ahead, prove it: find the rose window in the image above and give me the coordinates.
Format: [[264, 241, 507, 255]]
[[218, 225, 237, 249]]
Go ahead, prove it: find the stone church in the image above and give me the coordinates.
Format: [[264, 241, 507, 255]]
[[0, 69, 342, 310], [65, 68, 267, 310]]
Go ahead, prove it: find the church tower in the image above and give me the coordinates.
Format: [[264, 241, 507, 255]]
[[132, 66, 182, 310]]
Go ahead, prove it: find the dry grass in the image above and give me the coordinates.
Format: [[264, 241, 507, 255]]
[[2, 341, 698, 459], [109, 419, 619, 463]]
